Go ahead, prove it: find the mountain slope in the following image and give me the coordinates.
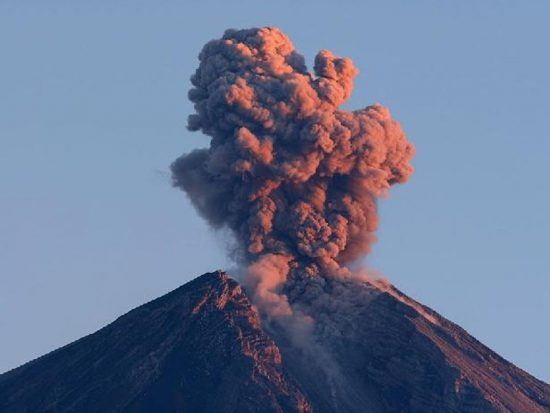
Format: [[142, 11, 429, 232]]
[[275, 278, 550, 413], [0, 271, 548, 413], [0, 272, 310, 413]]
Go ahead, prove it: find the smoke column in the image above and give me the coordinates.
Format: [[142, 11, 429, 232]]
[[172, 27, 414, 315]]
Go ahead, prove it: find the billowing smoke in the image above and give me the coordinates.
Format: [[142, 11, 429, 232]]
[[172, 27, 414, 315]]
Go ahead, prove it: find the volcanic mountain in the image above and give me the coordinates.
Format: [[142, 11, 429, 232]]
[[1, 271, 548, 413]]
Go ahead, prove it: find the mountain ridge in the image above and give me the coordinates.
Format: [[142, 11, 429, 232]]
[[1, 271, 548, 413]]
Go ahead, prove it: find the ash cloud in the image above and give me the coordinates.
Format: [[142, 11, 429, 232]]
[[172, 27, 414, 315]]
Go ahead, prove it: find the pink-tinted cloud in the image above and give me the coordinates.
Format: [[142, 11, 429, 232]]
[[172, 27, 414, 314]]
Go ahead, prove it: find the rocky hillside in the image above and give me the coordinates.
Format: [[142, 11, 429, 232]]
[[1, 271, 548, 413]]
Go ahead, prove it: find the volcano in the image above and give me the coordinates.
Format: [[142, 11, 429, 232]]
[[0, 271, 548, 413]]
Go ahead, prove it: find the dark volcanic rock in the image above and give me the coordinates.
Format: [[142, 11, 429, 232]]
[[0, 272, 310, 413], [1, 271, 548, 413], [274, 279, 550, 413]]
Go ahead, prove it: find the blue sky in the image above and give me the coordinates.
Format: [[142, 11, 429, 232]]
[[1, 1, 549, 381]]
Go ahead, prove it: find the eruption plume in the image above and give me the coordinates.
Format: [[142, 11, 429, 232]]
[[172, 27, 414, 314]]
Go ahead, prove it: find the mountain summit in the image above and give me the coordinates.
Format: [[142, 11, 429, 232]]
[[1, 271, 548, 413]]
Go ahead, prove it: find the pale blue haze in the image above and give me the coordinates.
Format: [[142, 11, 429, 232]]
[[1, 1, 549, 381]]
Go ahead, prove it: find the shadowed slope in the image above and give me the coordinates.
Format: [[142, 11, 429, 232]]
[[274, 279, 550, 413]]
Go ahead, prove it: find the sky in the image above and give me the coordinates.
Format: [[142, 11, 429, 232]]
[[1, 1, 549, 382]]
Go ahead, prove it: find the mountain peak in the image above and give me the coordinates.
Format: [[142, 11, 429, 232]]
[[1, 272, 548, 413]]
